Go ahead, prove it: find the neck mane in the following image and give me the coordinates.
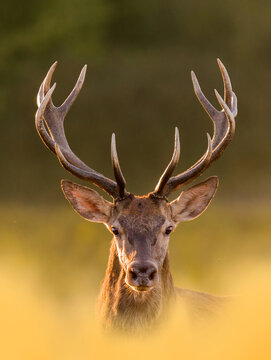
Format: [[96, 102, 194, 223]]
[[98, 240, 175, 332]]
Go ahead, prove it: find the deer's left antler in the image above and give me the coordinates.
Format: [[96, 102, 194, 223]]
[[153, 59, 237, 197]]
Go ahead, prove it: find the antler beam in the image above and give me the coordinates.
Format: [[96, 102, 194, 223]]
[[153, 59, 237, 197], [35, 62, 127, 199]]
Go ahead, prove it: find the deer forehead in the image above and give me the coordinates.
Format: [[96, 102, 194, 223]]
[[112, 196, 170, 231]]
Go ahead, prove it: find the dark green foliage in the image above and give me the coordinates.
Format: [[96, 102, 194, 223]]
[[0, 0, 270, 203]]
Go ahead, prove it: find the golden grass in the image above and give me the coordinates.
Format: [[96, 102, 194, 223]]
[[1, 202, 270, 294], [0, 203, 271, 359], [0, 260, 271, 360]]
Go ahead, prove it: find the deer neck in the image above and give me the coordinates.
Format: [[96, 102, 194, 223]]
[[98, 240, 175, 332]]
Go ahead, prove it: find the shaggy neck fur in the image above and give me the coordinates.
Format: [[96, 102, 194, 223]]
[[98, 240, 175, 332]]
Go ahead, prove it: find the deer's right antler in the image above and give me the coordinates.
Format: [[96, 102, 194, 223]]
[[35, 62, 128, 199]]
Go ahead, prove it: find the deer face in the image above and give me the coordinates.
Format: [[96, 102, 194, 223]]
[[61, 177, 218, 292], [108, 195, 171, 291]]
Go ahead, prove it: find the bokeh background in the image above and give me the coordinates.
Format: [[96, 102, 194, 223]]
[[1, 1, 271, 358]]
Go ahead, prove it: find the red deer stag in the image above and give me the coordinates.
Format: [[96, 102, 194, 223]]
[[35, 59, 237, 332]]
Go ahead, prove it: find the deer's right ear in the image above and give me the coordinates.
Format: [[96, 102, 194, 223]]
[[61, 180, 113, 223]]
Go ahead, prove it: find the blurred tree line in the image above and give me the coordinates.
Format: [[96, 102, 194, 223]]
[[1, 0, 271, 203]]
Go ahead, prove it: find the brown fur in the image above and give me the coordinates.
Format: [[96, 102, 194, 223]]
[[98, 240, 175, 333], [98, 240, 225, 333]]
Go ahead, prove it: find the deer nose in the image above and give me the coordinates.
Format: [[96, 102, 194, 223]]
[[127, 262, 158, 290]]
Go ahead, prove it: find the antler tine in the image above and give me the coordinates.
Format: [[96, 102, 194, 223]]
[[153, 128, 180, 196], [37, 61, 57, 107], [59, 65, 87, 117], [153, 59, 237, 197], [35, 63, 89, 164], [217, 58, 232, 108], [35, 63, 127, 199], [191, 66, 229, 150], [37, 80, 44, 107], [232, 92, 238, 117], [188, 59, 236, 162], [161, 134, 213, 196], [111, 134, 127, 199], [35, 83, 57, 152]]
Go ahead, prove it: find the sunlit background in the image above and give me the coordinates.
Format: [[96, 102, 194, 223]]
[[1, 1, 271, 359]]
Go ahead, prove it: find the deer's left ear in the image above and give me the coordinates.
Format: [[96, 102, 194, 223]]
[[170, 176, 219, 223]]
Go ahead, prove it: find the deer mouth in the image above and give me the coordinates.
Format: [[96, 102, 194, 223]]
[[130, 285, 154, 292]]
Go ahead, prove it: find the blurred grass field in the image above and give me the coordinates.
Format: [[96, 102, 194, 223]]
[[0, 202, 271, 359], [1, 201, 271, 297], [2, 261, 271, 360]]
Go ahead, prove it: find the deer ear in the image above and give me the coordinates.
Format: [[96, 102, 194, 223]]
[[61, 180, 113, 223], [170, 177, 218, 223]]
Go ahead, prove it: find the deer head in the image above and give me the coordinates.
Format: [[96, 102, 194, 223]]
[[35, 59, 237, 292]]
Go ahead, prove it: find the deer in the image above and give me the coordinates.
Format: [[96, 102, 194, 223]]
[[35, 59, 237, 332]]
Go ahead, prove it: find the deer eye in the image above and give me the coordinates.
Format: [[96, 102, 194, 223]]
[[111, 227, 119, 236], [165, 226, 173, 235]]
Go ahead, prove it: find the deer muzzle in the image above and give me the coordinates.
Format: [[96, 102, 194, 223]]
[[126, 261, 158, 291]]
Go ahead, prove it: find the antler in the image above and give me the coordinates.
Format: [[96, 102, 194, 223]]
[[35, 62, 127, 199], [153, 59, 237, 197]]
